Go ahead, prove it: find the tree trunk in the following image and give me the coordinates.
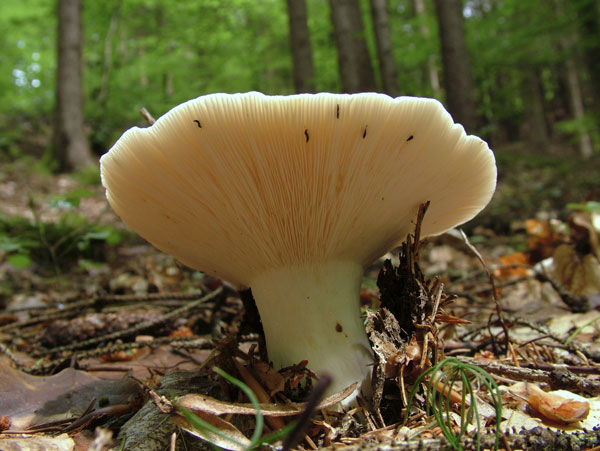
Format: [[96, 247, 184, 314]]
[[329, 0, 377, 93], [286, 0, 316, 93], [52, 0, 94, 172], [563, 55, 594, 158], [553, 0, 595, 158], [414, 0, 441, 98], [524, 70, 549, 151], [369, 0, 399, 97], [576, 0, 600, 108], [97, 0, 122, 111], [433, 0, 478, 132]]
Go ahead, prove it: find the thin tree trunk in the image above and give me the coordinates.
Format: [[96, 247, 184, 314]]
[[369, 0, 399, 97], [576, 0, 600, 108], [524, 70, 549, 151], [564, 55, 594, 158], [138, 46, 148, 87], [554, 0, 595, 158], [433, 0, 478, 132], [98, 0, 122, 111], [286, 0, 316, 93], [52, 0, 94, 172], [329, 0, 377, 93], [414, 0, 441, 97]]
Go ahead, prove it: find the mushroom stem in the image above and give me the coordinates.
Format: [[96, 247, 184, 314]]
[[250, 260, 373, 404]]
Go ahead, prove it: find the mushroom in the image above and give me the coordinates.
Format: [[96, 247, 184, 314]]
[[100, 92, 496, 402]]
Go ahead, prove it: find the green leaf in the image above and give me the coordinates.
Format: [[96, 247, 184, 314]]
[[8, 253, 32, 268]]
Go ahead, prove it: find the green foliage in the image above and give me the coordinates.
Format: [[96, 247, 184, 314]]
[[0, 0, 598, 155], [0, 0, 55, 116], [0, 189, 124, 272], [567, 200, 600, 215], [405, 357, 502, 451], [555, 113, 600, 149], [72, 165, 103, 187]]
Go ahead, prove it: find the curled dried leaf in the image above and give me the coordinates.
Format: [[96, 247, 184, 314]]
[[510, 382, 590, 424], [177, 382, 358, 417]]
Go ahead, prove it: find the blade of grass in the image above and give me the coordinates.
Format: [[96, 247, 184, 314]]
[[213, 366, 264, 448]]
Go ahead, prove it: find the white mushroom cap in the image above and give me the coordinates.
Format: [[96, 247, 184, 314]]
[[101, 92, 496, 401], [101, 92, 496, 288]]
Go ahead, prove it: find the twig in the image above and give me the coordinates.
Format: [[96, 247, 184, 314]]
[[32, 287, 223, 356], [507, 316, 595, 361], [0, 291, 211, 334], [517, 362, 600, 375], [140, 107, 156, 125], [0, 342, 25, 366], [458, 356, 600, 394], [282, 374, 333, 451], [63, 401, 138, 432], [459, 229, 510, 354]]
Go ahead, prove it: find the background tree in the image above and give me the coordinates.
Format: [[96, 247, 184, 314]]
[[413, 0, 441, 98], [286, 0, 315, 93], [433, 0, 478, 132], [555, 0, 594, 158], [575, 0, 600, 106], [0, 0, 597, 164], [328, 0, 377, 93], [369, 0, 399, 96], [52, 0, 94, 171]]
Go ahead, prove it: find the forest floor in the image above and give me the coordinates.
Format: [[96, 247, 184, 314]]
[[1, 145, 600, 450]]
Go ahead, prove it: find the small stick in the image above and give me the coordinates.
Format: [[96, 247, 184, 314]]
[[282, 374, 333, 451], [140, 107, 156, 125], [459, 229, 510, 353], [33, 287, 223, 356]]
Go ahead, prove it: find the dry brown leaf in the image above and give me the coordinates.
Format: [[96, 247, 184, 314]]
[[432, 372, 467, 406], [252, 361, 285, 396], [494, 252, 532, 280], [526, 218, 562, 262], [177, 382, 358, 416], [570, 211, 599, 258], [100, 348, 139, 362], [434, 314, 472, 325], [169, 326, 194, 338], [553, 244, 600, 296], [0, 416, 11, 433], [0, 433, 75, 451], [510, 382, 590, 424], [0, 366, 139, 430], [232, 359, 286, 430]]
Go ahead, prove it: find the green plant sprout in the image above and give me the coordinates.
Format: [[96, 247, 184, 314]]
[[0, 190, 123, 273], [404, 357, 502, 451], [177, 366, 296, 450], [564, 314, 600, 346], [567, 201, 600, 215]]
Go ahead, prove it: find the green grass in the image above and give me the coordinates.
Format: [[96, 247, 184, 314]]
[[404, 357, 502, 451]]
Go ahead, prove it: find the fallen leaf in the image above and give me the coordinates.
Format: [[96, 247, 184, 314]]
[[100, 348, 139, 362], [546, 310, 600, 339], [494, 252, 532, 280], [0, 366, 140, 430], [434, 314, 472, 325], [509, 382, 589, 424], [169, 326, 194, 338], [0, 433, 75, 451], [252, 361, 285, 396], [177, 382, 358, 416], [0, 416, 11, 433], [553, 244, 600, 296], [526, 219, 563, 262]]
